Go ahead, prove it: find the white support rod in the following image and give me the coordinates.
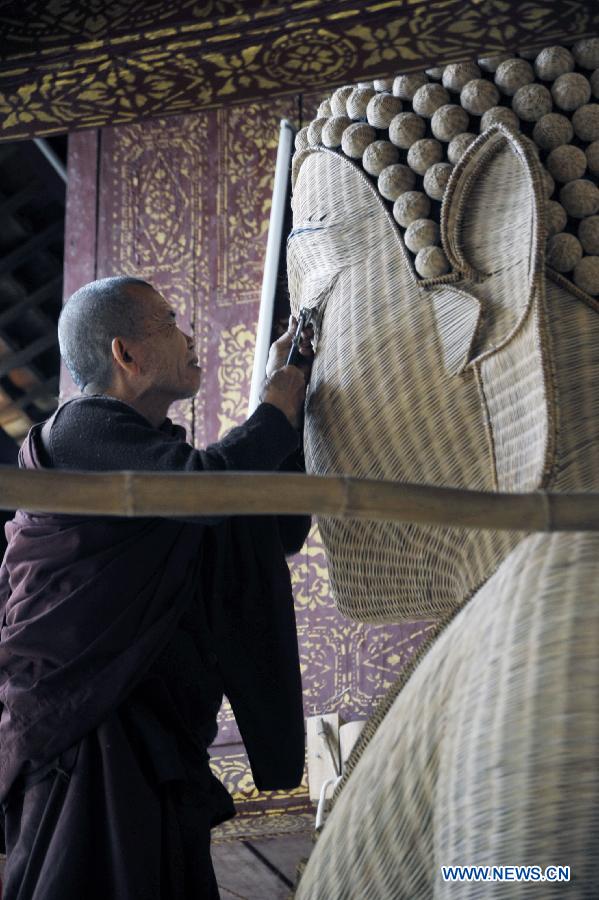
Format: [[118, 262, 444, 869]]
[[315, 775, 344, 831], [248, 119, 295, 414], [33, 138, 68, 183]]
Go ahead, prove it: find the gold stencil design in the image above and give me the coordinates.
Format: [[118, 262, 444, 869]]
[[215, 98, 297, 306], [115, 123, 200, 271], [0, 0, 275, 50], [2, 3, 598, 140], [345, 2, 566, 65], [346, 18, 425, 65], [103, 115, 210, 437], [212, 812, 314, 842], [0, 54, 215, 137], [263, 27, 358, 82], [210, 750, 309, 805], [297, 615, 438, 716], [77, 56, 210, 123], [204, 46, 279, 98], [291, 523, 332, 613], [216, 323, 255, 437], [0, 81, 62, 129], [167, 396, 194, 438]]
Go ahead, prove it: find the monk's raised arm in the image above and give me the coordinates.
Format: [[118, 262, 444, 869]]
[[42, 394, 300, 474]]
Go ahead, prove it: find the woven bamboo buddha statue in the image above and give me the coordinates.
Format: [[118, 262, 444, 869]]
[[290, 43, 599, 898]]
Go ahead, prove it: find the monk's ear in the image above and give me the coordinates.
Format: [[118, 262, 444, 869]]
[[435, 125, 545, 368], [111, 338, 140, 375]]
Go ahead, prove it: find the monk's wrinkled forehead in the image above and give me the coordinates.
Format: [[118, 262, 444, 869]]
[[126, 283, 174, 332]]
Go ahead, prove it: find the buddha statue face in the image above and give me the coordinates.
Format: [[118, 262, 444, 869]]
[[287, 127, 553, 622]]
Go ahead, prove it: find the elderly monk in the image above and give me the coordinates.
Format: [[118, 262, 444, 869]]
[[0, 276, 314, 900]]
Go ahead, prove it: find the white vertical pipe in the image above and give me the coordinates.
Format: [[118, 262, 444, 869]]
[[33, 138, 68, 183], [248, 119, 295, 414]]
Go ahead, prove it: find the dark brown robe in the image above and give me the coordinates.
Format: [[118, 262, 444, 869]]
[[0, 396, 310, 899]]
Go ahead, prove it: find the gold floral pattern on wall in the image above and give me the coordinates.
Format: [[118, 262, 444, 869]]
[[2, 1, 598, 140], [216, 323, 255, 438], [96, 115, 210, 438], [211, 750, 310, 809], [291, 523, 334, 614], [215, 100, 293, 306], [0, 0, 274, 51], [262, 27, 359, 85]]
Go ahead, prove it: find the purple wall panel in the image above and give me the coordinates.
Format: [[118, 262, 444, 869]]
[[61, 130, 100, 403]]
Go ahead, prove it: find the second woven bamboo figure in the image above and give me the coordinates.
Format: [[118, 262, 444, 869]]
[[289, 54, 599, 898]]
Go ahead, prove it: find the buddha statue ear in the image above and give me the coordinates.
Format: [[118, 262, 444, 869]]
[[436, 124, 546, 368], [431, 125, 555, 491]]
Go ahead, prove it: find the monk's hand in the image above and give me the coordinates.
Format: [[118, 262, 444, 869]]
[[260, 365, 307, 429], [266, 316, 315, 381]]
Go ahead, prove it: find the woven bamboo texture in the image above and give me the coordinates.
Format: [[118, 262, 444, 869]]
[[293, 41, 599, 300], [295, 532, 599, 898], [288, 129, 553, 622], [290, 65, 599, 897]]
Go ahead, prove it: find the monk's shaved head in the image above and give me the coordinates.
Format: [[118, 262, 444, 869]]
[[58, 276, 153, 390]]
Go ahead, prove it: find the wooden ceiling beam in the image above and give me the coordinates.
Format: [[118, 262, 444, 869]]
[[0, 1, 597, 141]]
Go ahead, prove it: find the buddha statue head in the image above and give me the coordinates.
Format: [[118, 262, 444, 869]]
[[287, 42, 599, 624]]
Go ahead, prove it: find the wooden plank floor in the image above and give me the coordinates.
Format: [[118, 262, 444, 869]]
[[0, 836, 315, 899], [212, 833, 314, 899]]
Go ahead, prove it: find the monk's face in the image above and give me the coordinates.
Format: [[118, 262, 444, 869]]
[[126, 284, 201, 400]]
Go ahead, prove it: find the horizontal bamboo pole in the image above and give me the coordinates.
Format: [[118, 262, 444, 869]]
[[0, 466, 597, 531]]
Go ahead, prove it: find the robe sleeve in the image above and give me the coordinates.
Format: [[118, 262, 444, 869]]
[[275, 446, 312, 555], [46, 396, 299, 474]]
